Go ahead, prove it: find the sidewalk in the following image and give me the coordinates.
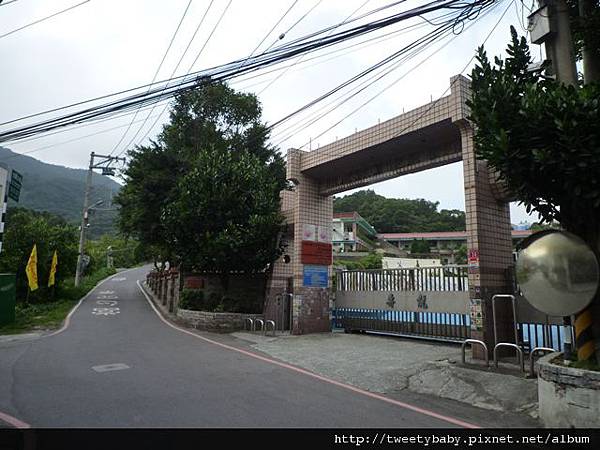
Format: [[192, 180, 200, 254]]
[[231, 330, 541, 427]]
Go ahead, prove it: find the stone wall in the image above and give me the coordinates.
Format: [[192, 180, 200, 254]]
[[145, 269, 268, 333], [538, 352, 600, 427], [176, 309, 264, 333]]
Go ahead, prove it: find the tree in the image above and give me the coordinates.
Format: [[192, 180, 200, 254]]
[[455, 244, 467, 265], [86, 235, 144, 272], [333, 190, 466, 232], [467, 26, 600, 361], [0, 208, 78, 302], [115, 142, 179, 264], [117, 80, 286, 291], [161, 147, 283, 277], [335, 252, 382, 270], [567, 0, 600, 82], [410, 239, 430, 254]]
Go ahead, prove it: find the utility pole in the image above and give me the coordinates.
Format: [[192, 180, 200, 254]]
[[531, 0, 578, 86], [74, 152, 125, 287], [579, 0, 600, 83], [530, 0, 580, 363], [532, 0, 600, 362]]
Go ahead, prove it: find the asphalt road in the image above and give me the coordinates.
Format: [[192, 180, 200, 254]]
[[0, 266, 475, 428]]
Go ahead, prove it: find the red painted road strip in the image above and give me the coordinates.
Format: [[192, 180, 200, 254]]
[[137, 280, 480, 429], [0, 410, 30, 429]]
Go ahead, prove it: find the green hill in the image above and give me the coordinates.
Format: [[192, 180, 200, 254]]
[[333, 190, 466, 233], [0, 147, 121, 238]]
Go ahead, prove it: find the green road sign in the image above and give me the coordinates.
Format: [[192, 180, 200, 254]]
[[8, 170, 22, 202]]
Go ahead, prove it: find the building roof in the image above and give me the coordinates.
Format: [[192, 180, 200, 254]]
[[378, 230, 533, 240], [333, 212, 358, 219]]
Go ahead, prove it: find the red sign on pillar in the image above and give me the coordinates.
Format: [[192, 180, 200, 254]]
[[301, 241, 332, 265]]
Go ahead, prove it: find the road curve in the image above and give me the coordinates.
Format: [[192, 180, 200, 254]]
[[0, 266, 477, 428]]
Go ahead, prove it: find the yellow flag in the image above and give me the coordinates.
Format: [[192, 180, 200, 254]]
[[25, 244, 39, 291], [48, 250, 58, 287]]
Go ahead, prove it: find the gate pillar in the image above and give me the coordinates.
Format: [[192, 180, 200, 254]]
[[287, 148, 333, 334], [457, 120, 516, 359]]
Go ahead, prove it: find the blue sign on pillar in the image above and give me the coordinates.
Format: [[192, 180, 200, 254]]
[[303, 265, 328, 288]]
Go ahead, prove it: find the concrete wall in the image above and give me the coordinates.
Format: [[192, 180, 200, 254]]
[[538, 352, 600, 427], [335, 290, 469, 314]]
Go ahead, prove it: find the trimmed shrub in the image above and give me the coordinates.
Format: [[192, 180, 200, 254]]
[[179, 290, 205, 311]]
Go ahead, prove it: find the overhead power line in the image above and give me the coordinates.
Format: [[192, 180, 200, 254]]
[[0, 0, 20, 7], [0, 0, 91, 40], [186, 0, 234, 75], [0, 0, 497, 144], [109, 0, 193, 156], [290, 0, 511, 151], [113, 0, 217, 157], [248, 0, 300, 58], [120, 0, 232, 157], [289, 0, 510, 149], [1, 112, 164, 161], [1, 0, 463, 128], [256, 0, 370, 96], [7, 100, 171, 147]]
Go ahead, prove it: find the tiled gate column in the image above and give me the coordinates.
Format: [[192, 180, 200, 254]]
[[288, 148, 333, 334], [458, 121, 516, 359]]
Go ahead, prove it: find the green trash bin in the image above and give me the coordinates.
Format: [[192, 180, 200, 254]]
[[0, 273, 16, 326]]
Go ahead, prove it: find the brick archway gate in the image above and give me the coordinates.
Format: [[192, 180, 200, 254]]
[[265, 75, 515, 357]]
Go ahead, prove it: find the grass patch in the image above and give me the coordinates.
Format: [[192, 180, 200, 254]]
[[571, 359, 600, 372], [0, 267, 116, 336]]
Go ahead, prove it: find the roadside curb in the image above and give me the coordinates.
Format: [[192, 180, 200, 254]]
[[137, 280, 481, 429]]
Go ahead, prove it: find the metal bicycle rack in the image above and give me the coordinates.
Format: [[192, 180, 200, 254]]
[[265, 320, 276, 336], [254, 318, 264, 332], [244, 318, 255, 332], [461, 339, 489, 367], [493, 343, 524, 372], [492, 294, 525, 372], [528, 347, 555, 377]]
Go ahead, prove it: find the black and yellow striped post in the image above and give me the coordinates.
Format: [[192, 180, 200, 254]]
[[575, 305, 595, 361]]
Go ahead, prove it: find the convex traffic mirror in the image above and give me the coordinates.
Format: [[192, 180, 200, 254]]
[[516, 231, 599, 317]]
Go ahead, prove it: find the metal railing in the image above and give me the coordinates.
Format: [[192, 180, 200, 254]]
[[336, 266, 468, 292], [520, 322, 572, 352]]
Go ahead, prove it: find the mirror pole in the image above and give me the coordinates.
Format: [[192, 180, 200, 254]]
[[563, 315, 574, 364]]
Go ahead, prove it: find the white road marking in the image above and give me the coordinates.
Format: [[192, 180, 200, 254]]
[[111, 277, 127, 281], [92, 307, 120, 316], [98, 290, 115, 295], [96, 295, 119, 300], [92, 363, 130, 373], [96, 300, 118, 306]]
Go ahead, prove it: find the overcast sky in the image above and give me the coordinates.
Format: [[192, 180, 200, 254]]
[[0, 0, 541, 224]]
